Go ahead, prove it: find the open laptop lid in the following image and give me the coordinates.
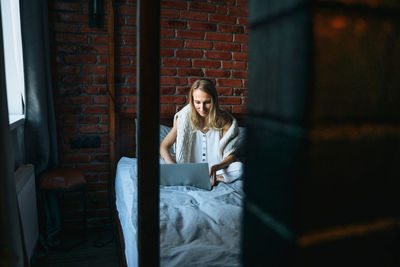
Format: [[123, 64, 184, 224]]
[[160, 163, 211, 190]]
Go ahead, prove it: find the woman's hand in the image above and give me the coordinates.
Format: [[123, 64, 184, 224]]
[[209, 165, 225, 187]]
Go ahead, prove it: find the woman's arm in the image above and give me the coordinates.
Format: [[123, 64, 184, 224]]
[[159, 118, 178, 164], [209, 153, 238, 186]]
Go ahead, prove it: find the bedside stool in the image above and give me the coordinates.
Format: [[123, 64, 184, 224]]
[[39, 167, 87, 247]]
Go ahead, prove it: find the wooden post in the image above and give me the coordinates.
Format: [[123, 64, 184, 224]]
[[107, 0, 116, 177], [137, 1, 160, 267]]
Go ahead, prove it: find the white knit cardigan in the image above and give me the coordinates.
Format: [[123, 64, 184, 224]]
[[174, 104, 240, 163]]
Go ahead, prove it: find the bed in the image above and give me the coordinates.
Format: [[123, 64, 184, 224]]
[[113, 114, 245, 267]]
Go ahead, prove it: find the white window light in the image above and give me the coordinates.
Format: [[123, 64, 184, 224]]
[[1, 0, 25, 125]]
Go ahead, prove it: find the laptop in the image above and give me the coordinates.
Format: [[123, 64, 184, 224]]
[[160, 163, 211, 190]]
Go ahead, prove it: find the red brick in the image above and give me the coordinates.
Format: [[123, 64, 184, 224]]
[[161, 48, 174, 56], [161, 39, 184, 48], [81, 65, 106, 74], [161, 96, 186, 104], [126, 96, 137, 104], [58, 13, 87, 23], [209, 14, 236, 24], [176, 49, 203, 58], [160, 105, 177, 114], [189, 2, 216, 13], [185, 40, 213, 49], [217, 87, 233, 96], [118, 66, 136, 75], [208, 0, 235, 5], [232, 105, 247, 114], [161, 0, 187, 9], [161, 20, 187, 29], [118, 26, 136, 35], [117, 56, 131, 65], [161, 29, 175, 38], [218, 25, 244, 34], [56, 33, 88, 44], [163, 58, 191, 67], [126, 17, 136, 25], [90, 35, 107, 44], [238, 17, 249, 25], [176, 86, 190, 95], [79, 116, 100, 124], [79, 24, 107, 34], [93, 75, 106, 84], [55, 44, 77, 53], [64, 55, 96, 64], [94, 96, 108, 104], [83, 86, 107, 95], [217, 79, 242, 87], [52, 23, 79, 33], [62, 116, 78, 124], [57, 65, 81, 74], [234, 34, 248, 43], [160, 77, 187, 85], [60, 125, 78, 134], [161, 9, 180, 18], [219, 97, 241, 104], [99, 116, 108, 124], [161, 68, 177, 76], [95, 154, 109, 162], [228, 7, 248, 16], [189, 21, 217, 31], [177, 30, 204, 40], [51, 2, 81, 11], [63, 154, 91, 163], [242, 98, 247, 104], [79, 45, 108, 54], [241, 43, 248, 52], [116, 96, 126, 105], [63, 96, 93, 105], [204, 69, 230, 77], [232, 71, 247, 78], [234, 88, 248, 96], [205, 51, 231, 60], [220, 105, 232, 112], [216, 6, 227, 14], [83, 106, 108, 114], [214, 42, 241, 51], [237, 0, 248, 7], [118, 6, 136, 15], [232, 52, 247, 61], [61, 75, 92, 84], [117, 106, 137, 114], [161, 87, 176, 94], [180, 11, 208, 21], [126, 76, 136, 85], [116, 86, 136, 95], [118, 47, 136, 55], [177, 68, 204, 76], [192, 59, 221, 68], [120, 36, 137, 45], [222, 61, 246, 69], [79, 125, 108, 134], [205, 32, 232, 42]]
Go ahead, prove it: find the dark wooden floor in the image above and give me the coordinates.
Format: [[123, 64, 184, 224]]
[[32, 228, 120, 267]]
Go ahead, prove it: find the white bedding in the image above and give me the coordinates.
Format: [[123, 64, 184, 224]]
[[115, 157, 244, 267]]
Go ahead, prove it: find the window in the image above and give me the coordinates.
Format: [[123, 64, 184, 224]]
[[1, 0, 25, 124]]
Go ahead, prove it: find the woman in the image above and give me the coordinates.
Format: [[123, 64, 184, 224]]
[[160, 79, 243, 187]]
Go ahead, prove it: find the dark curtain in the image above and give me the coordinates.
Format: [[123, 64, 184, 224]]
[[0, 6, 25, 266], [20, 0, 58, 174]]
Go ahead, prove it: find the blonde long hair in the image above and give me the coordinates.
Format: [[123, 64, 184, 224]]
[[189, 79, 227, 131]]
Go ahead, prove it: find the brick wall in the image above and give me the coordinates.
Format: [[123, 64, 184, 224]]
[[48, 0, 248, 226]]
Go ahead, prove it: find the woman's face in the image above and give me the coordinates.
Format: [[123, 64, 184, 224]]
[[193, 89, 212, 117]]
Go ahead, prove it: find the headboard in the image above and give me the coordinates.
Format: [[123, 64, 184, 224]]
[[115, 112, 246, 161]]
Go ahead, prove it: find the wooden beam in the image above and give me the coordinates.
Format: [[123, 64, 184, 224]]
[[107, 0, 116, 177], [136, 1, 160, 267]]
